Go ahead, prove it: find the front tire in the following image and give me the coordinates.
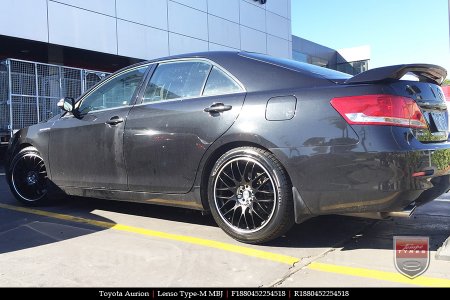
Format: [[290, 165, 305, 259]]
[[7, 146, 53, 206], [208, 147, 294, 244]]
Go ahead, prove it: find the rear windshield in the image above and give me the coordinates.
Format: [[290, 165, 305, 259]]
[[239, 52, 351, 81]]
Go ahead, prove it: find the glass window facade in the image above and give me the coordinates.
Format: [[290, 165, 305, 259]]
[[292, 49, 369, 75], [291, 36, 370, 76], [336, 60, 369, 76], [292, 51, 308, 63], [293, 51, 331, 68]]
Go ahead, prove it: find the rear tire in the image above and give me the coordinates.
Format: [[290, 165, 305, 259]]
[[7, 146, 56, 206], [207, 147, 294, 244]]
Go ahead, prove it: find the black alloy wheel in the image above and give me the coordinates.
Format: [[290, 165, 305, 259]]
[[8, 147, 51, 205], [208, 147, 294, 244]]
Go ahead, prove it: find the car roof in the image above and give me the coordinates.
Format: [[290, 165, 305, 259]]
[[122, 51, 343, 91]]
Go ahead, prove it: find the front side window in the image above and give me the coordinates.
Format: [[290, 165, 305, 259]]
[[203, 67, 242, 96], [143, 61, 211, 103], [78, 66, 148, 114]]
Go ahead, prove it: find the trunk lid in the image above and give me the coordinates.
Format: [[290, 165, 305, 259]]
[[390, 81, 448, 142], [345, 64, 448, 143]]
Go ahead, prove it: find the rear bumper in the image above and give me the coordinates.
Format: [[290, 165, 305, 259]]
[[270, 127, 450, 216]]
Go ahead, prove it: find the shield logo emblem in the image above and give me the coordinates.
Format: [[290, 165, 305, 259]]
[[394, 236, 430, 279]]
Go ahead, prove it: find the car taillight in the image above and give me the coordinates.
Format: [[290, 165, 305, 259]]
[[330, 94, 427, 129], [442, 86, 450, 101]]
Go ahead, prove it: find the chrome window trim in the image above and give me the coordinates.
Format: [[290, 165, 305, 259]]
[[61, 57, 246, 116], [75, 64, 151, 111], [60, 105, 132, 119], [140, 58, 246, 104], [134, 91, 247, 107]]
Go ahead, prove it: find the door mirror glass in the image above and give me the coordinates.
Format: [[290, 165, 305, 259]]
[[57, 97, 75, 112]]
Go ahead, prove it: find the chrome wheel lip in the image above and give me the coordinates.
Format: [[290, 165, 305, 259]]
[[213, 157, 277, 234], [11, 153, 48, 202]]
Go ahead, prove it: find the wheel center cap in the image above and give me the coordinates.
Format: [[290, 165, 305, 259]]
[[26, 172, 38, 186], [237, 186, 253, 206]]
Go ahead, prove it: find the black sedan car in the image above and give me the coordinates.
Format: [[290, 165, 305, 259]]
[[6, 52, 450, 244]]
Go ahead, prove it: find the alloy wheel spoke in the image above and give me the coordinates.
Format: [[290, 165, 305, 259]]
[[221, 170, 239, 185], [249, 210, 256, 229], [254, 199, 274, 203], [216, 195, 236, 200], [217, 196, 237, 210], [214, 157, 276, 233], [255, 177, 270, 191], [235, 161, 244, 181], [243, 209, 250, 229], [218, 176, 235, 190], [255, 190, 274, 195], [250, 172, 265, 185], [229, 162, 238, 183], [250, 207, 265, 221], [255, 202, 270, 215], [216, 187, 235, 193], [248, 162, 256, 182], [237, 210, 244, 228], [241, 160, 250, 183], [222, 204, 238, 216], [231, 206, 239, 226]]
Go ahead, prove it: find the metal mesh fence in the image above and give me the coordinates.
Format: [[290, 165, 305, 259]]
[[37, 64, 60, 98], [0, 59, 110, 134], [0, 64, 9, 131], [10, 60, 36, 96], [62, 67, 82, 99], [0, 64, 8, 100], [85, 72, 104, 91], [11, 96, 38, 130], [39, 97, 60, 122]]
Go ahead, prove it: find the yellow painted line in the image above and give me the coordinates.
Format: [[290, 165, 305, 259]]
[[1, 203, 450, 287], [308, 262, 450, 287], [0, 203, 298, 265]]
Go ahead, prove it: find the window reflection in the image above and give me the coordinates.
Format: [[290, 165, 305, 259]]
[[143, 61, 210, 103]]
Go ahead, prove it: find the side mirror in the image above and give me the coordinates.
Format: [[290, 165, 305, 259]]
[[57, 97, 75, 113]]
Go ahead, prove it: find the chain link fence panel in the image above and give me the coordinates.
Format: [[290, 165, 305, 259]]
[[0, 59, 110, 139]]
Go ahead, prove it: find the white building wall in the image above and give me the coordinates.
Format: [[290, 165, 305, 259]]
[[0, 0, 292, 60], [337, 45, 371, 64]]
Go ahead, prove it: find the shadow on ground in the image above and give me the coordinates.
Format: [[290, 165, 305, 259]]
[[271, 203, 450, 251], [1, 175, 449, 254], [0, 201, 116, 255]]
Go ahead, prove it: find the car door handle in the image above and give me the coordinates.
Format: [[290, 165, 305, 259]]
[[105, 116, 124, 126], [204, 103, 232, 113]]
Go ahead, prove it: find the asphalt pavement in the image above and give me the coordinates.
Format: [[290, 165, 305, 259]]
[[0, 165, 449, 287]]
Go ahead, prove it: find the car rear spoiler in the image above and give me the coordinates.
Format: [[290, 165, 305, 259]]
[[345, 64, 447, 85]]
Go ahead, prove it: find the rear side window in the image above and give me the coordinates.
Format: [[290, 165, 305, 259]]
[[143, 61, 211, 103], [203, 67, 242, 96]]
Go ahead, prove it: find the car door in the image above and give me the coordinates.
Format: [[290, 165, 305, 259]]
[[124, 59, 246, 193], [48, 65, 149, 190]]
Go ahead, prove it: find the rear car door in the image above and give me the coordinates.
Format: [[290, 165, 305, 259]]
[[48, 65, 149, 190], [124, 59, 246, 193]]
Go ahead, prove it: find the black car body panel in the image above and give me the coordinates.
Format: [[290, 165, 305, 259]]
[[124, 92, 246, 193], [49, 106, 132, 190], [6, 51, 450, 224]]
